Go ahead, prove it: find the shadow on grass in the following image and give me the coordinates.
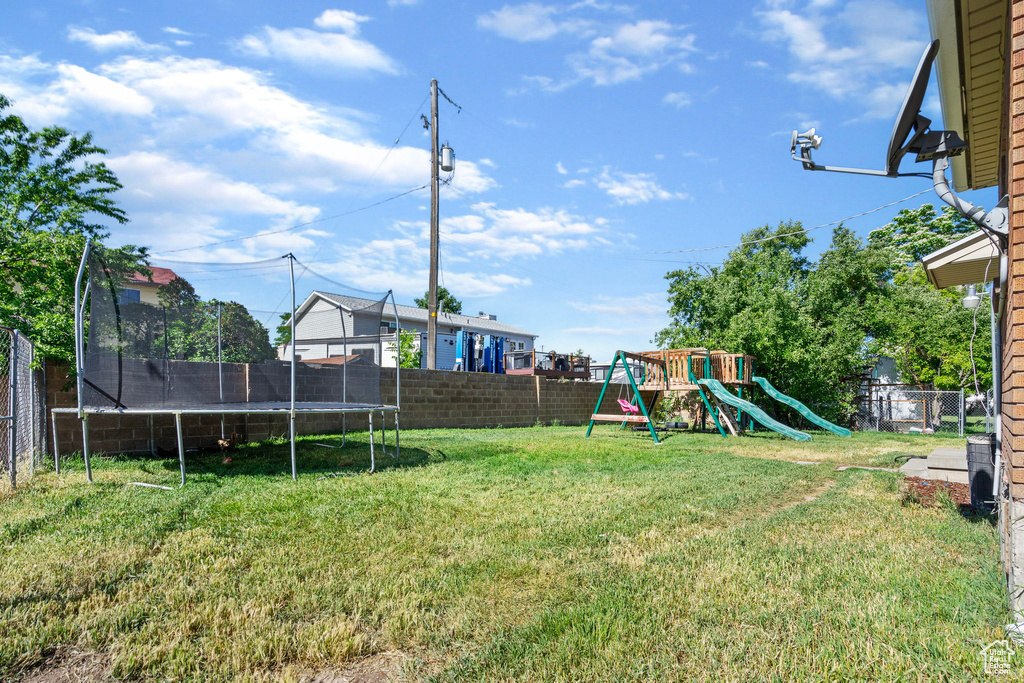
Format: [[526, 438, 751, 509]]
[[142, 434, 440, 480]]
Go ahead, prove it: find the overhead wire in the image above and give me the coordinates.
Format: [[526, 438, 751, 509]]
[[151, 184, 429, 256], [627, 188, 933, 255]]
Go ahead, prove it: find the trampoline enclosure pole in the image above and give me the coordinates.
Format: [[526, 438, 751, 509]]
[[369, 410, 375, 473], [82, 414, 92, 483], [390, 291, 401, 462], [51, 412, 59, 474], [175, 412, 186, 487], [218, 303, 224, 440], [288, 254, 297, 480]]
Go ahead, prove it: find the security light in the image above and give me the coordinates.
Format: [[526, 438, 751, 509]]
[[962, 285, 982, 310]]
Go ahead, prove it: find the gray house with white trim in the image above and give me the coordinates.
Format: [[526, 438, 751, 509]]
[[280, 291, 537, 369]]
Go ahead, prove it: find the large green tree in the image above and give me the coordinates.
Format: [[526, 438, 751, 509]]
[[0, 94, 144, 366], [414, 286, 463, 315], [867, 204, 990, 391], [155, 277, 276, 363], [656, 222, 887, 421]]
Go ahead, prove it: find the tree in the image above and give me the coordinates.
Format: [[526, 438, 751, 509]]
[[867, 204, 990, 391], [414, 286, 463, 315], [275, 313, 292, 347], [0, 94, 145, 366], [155, 277, 275, 363], [388, 329, 422, 369], [656, 222, 886, 422]]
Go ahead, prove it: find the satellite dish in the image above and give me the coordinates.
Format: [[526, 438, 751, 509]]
[[884, 40, 940, 176], [789, 39, 963, 177]]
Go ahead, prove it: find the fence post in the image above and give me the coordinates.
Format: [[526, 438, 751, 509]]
[[959, 389, 965, 438], [9, 330, 18, 489]]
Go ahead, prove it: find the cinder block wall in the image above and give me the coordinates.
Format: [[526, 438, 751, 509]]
[[47, 362, 620, 456]]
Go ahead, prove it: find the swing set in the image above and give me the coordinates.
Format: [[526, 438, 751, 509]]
[[585, 348, 760, 443]]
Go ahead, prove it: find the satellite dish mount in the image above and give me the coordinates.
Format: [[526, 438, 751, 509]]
[[789, 38, 1007, 250]]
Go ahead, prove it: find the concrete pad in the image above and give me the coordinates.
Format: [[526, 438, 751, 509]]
[[924, 469, 969, 484], [928, 447, 967, 459], [927, 453, 968, 471], [899, 459, 929, 478]]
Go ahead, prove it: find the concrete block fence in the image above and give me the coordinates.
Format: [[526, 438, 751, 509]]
[[46, 361, 622, 456]]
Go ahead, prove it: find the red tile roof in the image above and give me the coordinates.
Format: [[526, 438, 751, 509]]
[[128, 266, 179, 286]]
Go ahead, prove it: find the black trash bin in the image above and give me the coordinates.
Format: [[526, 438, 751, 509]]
[[966, 433, 996, 510]]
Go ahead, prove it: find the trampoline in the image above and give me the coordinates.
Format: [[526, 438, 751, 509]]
[[61, 243, 402, 486]]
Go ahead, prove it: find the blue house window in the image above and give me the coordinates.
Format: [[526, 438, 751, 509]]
[[118, 288, 141, 304]]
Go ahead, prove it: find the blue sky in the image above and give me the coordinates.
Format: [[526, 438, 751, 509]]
[[0, 0, 995, 362]]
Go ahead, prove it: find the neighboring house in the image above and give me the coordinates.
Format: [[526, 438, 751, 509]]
[[119, 267, 180, 305], [280, 291, 537, 369]]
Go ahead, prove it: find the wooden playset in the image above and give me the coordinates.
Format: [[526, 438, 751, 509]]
[[586, 348, 851, 443]]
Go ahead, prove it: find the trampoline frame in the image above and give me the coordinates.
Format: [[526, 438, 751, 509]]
[[65, 243, 403, 486]]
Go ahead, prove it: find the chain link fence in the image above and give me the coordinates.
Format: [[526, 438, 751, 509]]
[[854, 388, 964, 435], [1, 327, 44, 490]]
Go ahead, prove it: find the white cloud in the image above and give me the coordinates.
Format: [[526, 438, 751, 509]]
[[570, 293, 665, 317], [93, 55, 495, 192], [757, 0, 926, 117], [556, 161, 568, 174], [67, 27, 163, 52], [595, 167, 688, 205], [481, 5, 696, 89], [563, 179, 587, 189], [162, 27, 192, 36], [237, 26, 399, 74], [477, 4, 581, 41], [313, 199, 607, 296], [54, 64, 153, 115], [108, 151, 319, 222], [313, 9, 371, 35], [568, 20, 697, 86], [663, 91, 691, 108], [0, 55, 153, 121]]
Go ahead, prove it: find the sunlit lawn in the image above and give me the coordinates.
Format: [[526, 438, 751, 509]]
[[0, 426, 1009, 681]]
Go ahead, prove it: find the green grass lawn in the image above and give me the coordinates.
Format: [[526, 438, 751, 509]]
[[0, 426, 1011, 681]]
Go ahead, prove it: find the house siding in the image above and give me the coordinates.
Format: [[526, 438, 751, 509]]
[[1007, 0, 1024, 498]]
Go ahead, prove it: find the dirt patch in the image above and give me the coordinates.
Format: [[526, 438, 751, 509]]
[[287, 650, 408, 683], [903, 476, 970, 507], [17, 647, 110, 683], [780, 480, 835, 509]]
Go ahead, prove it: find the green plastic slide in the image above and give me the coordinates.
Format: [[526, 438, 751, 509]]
[[751, 376, 852, 437], [697, 378, 812, 442]]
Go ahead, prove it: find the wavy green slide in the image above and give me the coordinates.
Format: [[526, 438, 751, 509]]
[[752, 376, 852, 437], [697, 378, 812, 442]]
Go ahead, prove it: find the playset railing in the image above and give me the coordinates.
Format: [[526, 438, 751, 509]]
[[638, 348, 712, 389], [709, 351, 755, 385]]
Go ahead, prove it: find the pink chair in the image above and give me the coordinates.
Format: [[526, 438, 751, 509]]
[[617, 399, 640, 415]]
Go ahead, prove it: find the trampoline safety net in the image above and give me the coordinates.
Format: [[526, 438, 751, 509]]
[[82, 248, 389, 412]]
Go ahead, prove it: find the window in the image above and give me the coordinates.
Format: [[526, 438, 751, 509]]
[[117, 288, 141, 304]]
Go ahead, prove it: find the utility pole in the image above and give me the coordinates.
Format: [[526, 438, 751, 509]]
[[427, 78, 440, 370]]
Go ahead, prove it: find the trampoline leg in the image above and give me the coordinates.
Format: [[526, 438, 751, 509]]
[[342, 414, 346, 447], [82, 414, 92, 484], [369, 411, 375, 474], [175, 413, 186, 487], [149, 415, 156, 456], [52, 412, 60, 474], [394, 412, 400, 464], [289, 414, 297, 481]]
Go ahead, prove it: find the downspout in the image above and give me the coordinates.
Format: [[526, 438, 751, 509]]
[[933, 156, 1009, 501]]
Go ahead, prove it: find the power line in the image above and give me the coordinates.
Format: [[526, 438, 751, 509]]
[[151, 184, 428, 256], [628, 188, 933, 255]]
